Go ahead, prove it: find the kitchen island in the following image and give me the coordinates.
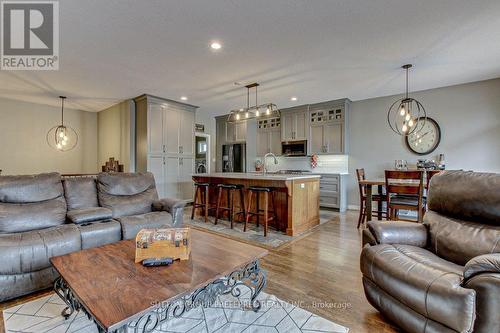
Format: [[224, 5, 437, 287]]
[[192, 172, 321, 236]]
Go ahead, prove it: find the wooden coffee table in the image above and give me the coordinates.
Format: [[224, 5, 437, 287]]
[[50, 229, 268, 333]]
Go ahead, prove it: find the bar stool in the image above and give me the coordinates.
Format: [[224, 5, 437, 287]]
[[191, 182, 215, 223], [215, 184, 246, 229], [245, 186, 277, 237]]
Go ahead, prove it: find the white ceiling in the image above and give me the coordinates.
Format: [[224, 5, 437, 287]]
[[1, 0, 500, 114]]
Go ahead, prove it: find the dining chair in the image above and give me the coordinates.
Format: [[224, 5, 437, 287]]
[[356, 168, 387, 228], [385, 170, 425, 222], [426, 170, 442, 190]]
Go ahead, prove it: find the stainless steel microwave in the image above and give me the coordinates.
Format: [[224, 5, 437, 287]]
[[282, 140, 307, 156]]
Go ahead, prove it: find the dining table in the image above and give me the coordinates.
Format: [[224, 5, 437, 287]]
[[358, 179, 385, 222]]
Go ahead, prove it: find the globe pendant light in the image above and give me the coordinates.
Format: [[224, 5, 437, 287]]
[[227, 83, 280, 123], [46, 96, 79, 151], [387, 64, 427, 136]]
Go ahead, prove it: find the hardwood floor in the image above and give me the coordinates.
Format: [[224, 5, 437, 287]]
[[0, 210, 398, 333], [262, 210, 399, 332]]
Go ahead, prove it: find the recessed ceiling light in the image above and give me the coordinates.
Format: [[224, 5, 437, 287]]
[[210, 41, 222, 50], [180, 96, 188, 101], [290, 96, 298, 101]]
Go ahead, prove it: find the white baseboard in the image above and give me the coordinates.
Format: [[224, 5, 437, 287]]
[[347, 204, 360, 211]]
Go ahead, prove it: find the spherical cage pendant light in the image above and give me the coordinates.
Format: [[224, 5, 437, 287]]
[[387, 64, 426, 136], [47, 96, 79, 152]]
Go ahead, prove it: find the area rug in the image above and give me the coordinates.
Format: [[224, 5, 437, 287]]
[[185, 209, 338, 249], [3, 288, 348, 333]]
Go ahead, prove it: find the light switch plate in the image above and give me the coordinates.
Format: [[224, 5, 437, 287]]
[[300, 183, 305, 188]]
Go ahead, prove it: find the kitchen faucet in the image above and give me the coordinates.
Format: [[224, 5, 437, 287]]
[[263, 153, 278, 174]]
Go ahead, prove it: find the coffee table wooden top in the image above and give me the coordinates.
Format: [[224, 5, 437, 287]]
[[50, 229, 268, 331]]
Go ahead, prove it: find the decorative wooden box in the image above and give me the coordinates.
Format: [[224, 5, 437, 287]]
[[135, 228, 191, 263]]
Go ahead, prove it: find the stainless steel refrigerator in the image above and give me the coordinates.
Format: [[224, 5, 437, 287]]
[[222, 143, 246, 172]]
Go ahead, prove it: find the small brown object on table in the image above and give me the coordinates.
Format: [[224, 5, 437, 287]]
[[50, 229, 268, 333], [134, 228, 191, 263]]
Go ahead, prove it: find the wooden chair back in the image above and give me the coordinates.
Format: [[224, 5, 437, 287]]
[[385, 170, 424, 222], [385, 170, 423, 196], [356, 168, 366, 197]]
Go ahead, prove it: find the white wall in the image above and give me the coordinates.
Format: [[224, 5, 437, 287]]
[[0, 97, 98, 175], [347, 78, 500, 207]]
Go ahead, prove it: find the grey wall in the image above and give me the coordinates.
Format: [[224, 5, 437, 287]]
[[347, 78, 500, 207], [0, 97, 98, 175], [97, 100, 134, 172]]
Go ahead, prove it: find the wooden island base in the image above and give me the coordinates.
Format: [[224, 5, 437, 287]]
[[192, 174, 320, 236]]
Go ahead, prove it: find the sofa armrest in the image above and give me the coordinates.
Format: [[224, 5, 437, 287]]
[[152, 198, 186, 227], [464, 253, 500, 280], [366, 220, 428, 247]]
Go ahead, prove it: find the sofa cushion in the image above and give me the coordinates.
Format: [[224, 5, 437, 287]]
[[0, 173, 67, 233], [0, 224, 81, 275], [428, 170, 500, 225], [0, 267, 59, 303], [0, 173, 62, 203], [97, 172, 158, 218], [66, 207, 113, 224], [0, 196, 67, 233], [425, 210, 500, 266], [116, 211, 173, 240], [63, 177, 98, 210], [77, 220, 121, 249], [361, 244, 475, 332]]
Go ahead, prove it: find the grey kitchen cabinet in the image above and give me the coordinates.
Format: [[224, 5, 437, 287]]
[[135, 94, 197, 201], [147, 154, 194, 200], [310, 122, 343, 154], [310, 123, 324, 154], [256, 128, 281, 156], [256, 130, 269, 156], [148, 155, 166, 197], [308, 99, 350, 154], [226, 120, 247, 143], [256, 117, 281, 156], [235, 121, 247, 142], [316, 173, 347, 212], [281, 107, 309, 141], [178, 156, 195, 199]]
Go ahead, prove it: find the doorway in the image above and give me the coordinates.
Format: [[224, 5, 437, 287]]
[[195, 133, 210, 174]]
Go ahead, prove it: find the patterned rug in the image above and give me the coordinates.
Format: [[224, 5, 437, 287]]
[[3, 289, 348, 333], [185, 209, 338, 249]]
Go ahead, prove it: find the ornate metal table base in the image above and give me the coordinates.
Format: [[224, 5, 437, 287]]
[[54, 259, 266, 333]]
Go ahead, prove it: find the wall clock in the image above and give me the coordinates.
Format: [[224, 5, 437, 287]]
[[405, 117, 441, 155]]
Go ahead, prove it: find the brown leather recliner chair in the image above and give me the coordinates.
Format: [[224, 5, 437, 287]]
[[361, 170, 500, 333]]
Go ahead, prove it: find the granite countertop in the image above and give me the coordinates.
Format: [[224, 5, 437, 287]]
[[193, 172, 322, 181]]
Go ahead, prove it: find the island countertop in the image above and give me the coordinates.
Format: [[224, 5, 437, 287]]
[[192, 173, 320, 236], [194, 172, 322, 181]]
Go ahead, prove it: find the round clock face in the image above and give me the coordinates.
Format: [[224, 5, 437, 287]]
[[405, 117, 441, 155]]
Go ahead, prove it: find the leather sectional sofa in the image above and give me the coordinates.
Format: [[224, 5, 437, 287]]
[[361, 171, 500, 333], [0, 172, 186, 302]]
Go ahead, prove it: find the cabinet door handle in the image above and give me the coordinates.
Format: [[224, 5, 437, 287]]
[[163, 157, 165, 165], [163, 145, 166, 153]]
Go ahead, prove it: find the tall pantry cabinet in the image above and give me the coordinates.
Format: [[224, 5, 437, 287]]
[[135, 94, 198, 200]]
